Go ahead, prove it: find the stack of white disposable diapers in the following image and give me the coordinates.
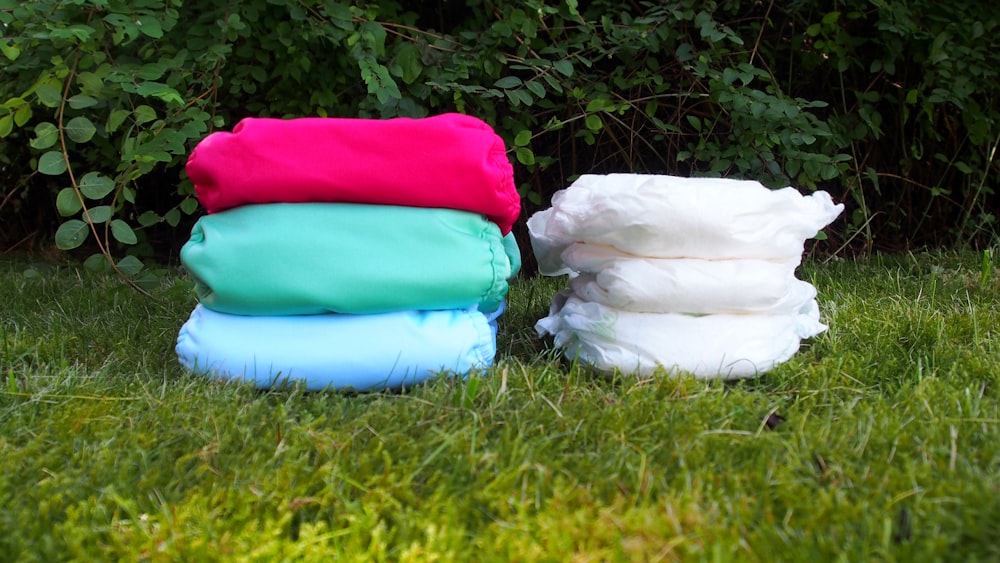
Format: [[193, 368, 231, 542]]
[[174, 113, 521, 391], [528, 174, 844, 379]]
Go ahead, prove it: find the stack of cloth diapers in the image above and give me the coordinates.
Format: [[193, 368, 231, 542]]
[[175, 113, 521, 391], [529, 174, 843, 379]]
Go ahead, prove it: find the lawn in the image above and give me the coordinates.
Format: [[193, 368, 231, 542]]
[[1, 252, 998, 561]]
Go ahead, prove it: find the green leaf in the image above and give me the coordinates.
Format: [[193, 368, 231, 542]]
[[494, 76, 523, 89], [360, 20, 388, 55], [553, 60, 573, 77], [0, 115, 11, 138], [179, 197, 199, 215], [395, 43, 422, 84], [516, 147, 535, 165], [325, 1, 353, 28], [585, 114, 603, 132], [78, 172, 115, 199], [821, 11, 841, 25], [65, 116, 97, 143], [30, 122, 59, 149], [249, 66, 267, 83], [132, 270, 162, 292], [137, 210, 161, 227], [116, 255, 144, 277], [0, 40, 21, 61], [786, 158, 801, 179], [136, 61, 169, 81], [13, 103, 31, 126], [55, 219, 89, 250], [68, 95, 99, 109], [83, 252, 110, 273], [110, 219, 137, 245], [77, 71, 105, 93], [524, 80, 545, 99], [106, 109, 130, 133], [514, 130, 532, 147], [87, 205, 113, 223], [56, 188, 82, 216], [134, 82, 183, 105], [506, 89, 533, 107], [675, 43, 695, 62], [586, 98, 611, 113], [35, 84, 62, 108], [541, 72, 563, 94], [103, 13, 140, 44], [164, 208, 181, 227], [136, 15, 163, 39], [38, 151, 68, 175], [358, 59, 400, 104], [134, 105, 157, 124], [686, 115, 702, 132], [722, 67, 739, 85], [820, 164, 840, 181], [50, 24, 96, 42]]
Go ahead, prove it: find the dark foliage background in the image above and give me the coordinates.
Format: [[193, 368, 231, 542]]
[[1, 0, 997, 282]]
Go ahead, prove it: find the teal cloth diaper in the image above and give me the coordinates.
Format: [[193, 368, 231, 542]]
[[181, 203, 520, 315]]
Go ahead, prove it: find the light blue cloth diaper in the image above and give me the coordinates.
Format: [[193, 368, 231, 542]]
[[176, 303, 503, 391]]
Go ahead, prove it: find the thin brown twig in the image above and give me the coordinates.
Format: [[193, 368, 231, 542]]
[[56, 57, 152, 297], [749, 0, 776, 67], [0, 184, 20, 216], [874, 172, 961, 207]]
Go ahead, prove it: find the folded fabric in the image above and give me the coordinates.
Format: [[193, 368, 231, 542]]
[[561, 243, 816, 314], [502, 228, 522, 278], [528, 174, 844, 274], [176, 304, 502, 391], [187, 113, 520, 234], [535, 292, 827, 379], [180, 203, 519, 316]]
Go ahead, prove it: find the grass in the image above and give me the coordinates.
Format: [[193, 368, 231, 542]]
[[1, 251, 999, 561]]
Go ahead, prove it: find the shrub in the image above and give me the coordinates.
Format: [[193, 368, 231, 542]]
[[1, 0, 996, 282]]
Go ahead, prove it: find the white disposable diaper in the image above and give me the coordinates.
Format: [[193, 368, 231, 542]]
[[529, 173, 843, 378], [528, 174, 844, 274], [562, 243, 816, 315], [535, 292, 827, 379]]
